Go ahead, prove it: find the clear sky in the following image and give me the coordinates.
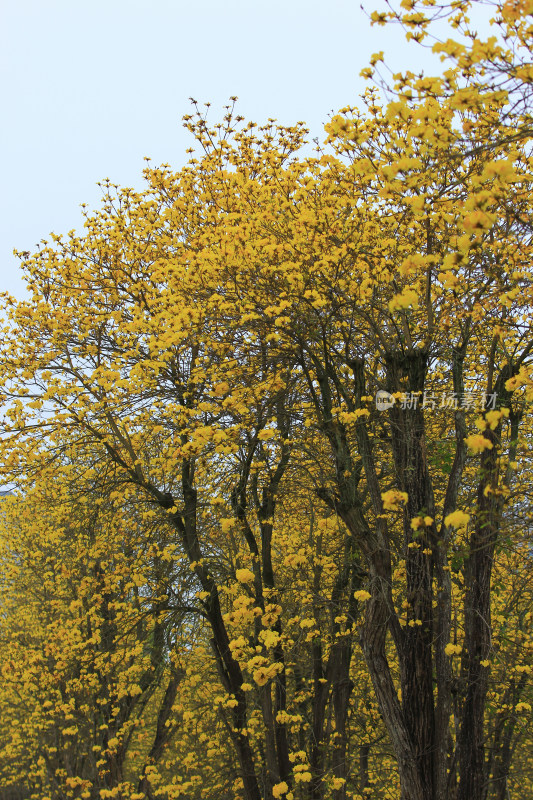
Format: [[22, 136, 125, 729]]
[[1, 0, 441, 299]]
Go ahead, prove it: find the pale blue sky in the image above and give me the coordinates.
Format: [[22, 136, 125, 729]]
[[1, 0, 442, 299]]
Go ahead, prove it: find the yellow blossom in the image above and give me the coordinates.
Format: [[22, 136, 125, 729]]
[[389, 287, 419, 312], [235, 568, 255, 584], [381, 490, 409, 511], [445, 643, 462, 656], [465, 434, 493, 454], [444, 510, 470, 528]]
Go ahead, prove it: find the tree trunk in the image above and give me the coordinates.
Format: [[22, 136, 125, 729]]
[[457, 370, 515, 800], [387, 349, 436, 800], [360, 590, 426, 800], [359, 744, 370, 795]]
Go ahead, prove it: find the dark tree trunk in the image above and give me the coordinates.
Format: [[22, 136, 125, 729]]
[[386, 350, 436, 800], [309, 637, 328, 800], [457, 368, 515, 800], [359, 744, 370, 795]]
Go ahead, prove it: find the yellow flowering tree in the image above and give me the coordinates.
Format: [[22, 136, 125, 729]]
[[0, 56, 532, 800], [0, 463, 188, 800]]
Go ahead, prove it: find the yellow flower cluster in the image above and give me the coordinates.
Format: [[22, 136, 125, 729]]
[[381, 490, 409, 511]]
